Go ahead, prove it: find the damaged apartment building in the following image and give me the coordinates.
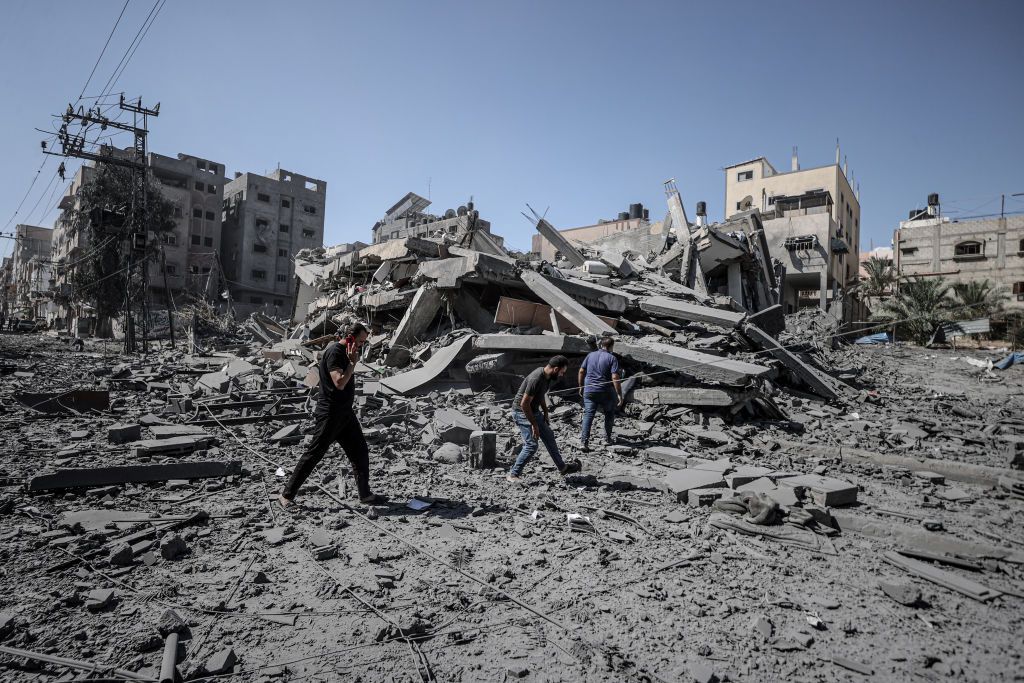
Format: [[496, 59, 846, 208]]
[[894, 193, 1024, 310], [724, 146, 862, 321]]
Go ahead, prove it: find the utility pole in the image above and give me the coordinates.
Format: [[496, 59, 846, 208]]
[[45, 96, 160, 354]]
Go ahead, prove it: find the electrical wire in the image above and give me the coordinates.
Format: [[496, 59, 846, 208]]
[[78, 0, 131, 101], [96, 0, 164, 100]]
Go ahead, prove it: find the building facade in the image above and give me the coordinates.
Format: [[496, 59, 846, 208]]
[[221, 168, 327, 318], [893, 202, 1024, 312], [11, 224, 54, 321], [530, 203, 654, 261], [724, 151, 861, 320]]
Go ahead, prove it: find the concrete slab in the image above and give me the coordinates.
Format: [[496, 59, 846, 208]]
[[520, 271, 616, 335], [664, 469, 727, 502]]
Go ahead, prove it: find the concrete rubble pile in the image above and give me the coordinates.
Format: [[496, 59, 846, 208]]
[[1, 189, 1023, 681]]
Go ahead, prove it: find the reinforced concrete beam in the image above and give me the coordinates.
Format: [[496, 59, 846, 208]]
[[535, 218, 586, 267], [519, 270, 616, 336], [617, 342, 770, 386], [545, 274, 632, 313], [740, 322, 839, 401], [639, 296, 746, 329], [28, 461, 243, 492], [380, 335, 475, 395], [632, 386, 749, 407], [473, 334, 591, 355]]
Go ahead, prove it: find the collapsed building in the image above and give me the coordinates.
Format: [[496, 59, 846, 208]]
[[285, 180, 841, 410]]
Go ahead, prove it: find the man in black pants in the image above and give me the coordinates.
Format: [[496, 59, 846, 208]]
[[279, 322, 383, 508]]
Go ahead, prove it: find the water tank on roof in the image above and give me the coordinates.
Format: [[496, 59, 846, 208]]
[[618, 212, 630, 220], [444, 209, 457, 219], [457, 205, 468, 216], [629, 203, 643, 219], [927, 193, 940, 206], [696, 201, 707, 217], [467, 201, 474, 211], [643, 208, 649, 220]]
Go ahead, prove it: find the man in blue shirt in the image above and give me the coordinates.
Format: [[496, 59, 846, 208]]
[[577, 336, 623, 451]]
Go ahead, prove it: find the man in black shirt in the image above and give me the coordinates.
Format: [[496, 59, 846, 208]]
[[279, 322, 383, 507], [507, 355, 580, 482]]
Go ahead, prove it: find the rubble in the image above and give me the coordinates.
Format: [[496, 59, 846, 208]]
[[1, 181, 1022, 682]]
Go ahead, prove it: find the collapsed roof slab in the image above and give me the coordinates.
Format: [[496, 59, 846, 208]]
[[380, 335, 475, 394], [535, 218, 586, 267], [639, 296, 746, 329], [740, 322, 839, 401], [544, 273, 632, 313], [632, 386, 750, 407], [385, 285, 445, 367], [473, 334, 591, 355], [617, 342, 770, 386], [520, 270, 617, 336]]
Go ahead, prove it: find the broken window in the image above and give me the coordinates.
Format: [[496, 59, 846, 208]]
[[160, 233, 176, 245], [901, 247, 918, 255], [205, 211, 215, 221], [281, 199, 291, 208], [257, 192, 271, 202], [303, 204, 317, 215], [195, 181, 204, 192], [1015, 282, 1024, 301], [255, 218, 269, 229], [189, 265, 199, 274], [303, 229, 315, 239], [278, 248, 288, 257], [783, 235, 817, 251], [196, 160, 206, 170], [251, 269, 266, 280], [204, 237, 213, 247], [954, 241, 983, 257], [253, 244, 267, 253], [737, 170, 753, 182]]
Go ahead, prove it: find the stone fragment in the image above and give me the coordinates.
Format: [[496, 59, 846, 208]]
[[750, 615, 773, 641], [665, 469, 726, 502], [108, 543, 134, 567], [879, 581, 921, 606], [85, 588, 115, 612], [431, 443, 464, 464], [160, 534, 188, 560], [468, 431, 496, 469], [205, 647, 237, 675], [108, 423, 142, 444]]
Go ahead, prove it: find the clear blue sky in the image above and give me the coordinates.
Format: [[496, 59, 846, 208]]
[[2, 0, 1022, 260]]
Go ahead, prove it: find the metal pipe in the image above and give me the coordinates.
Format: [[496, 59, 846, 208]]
[[0, 645, 155, 682], [158, 632, 179, 683]]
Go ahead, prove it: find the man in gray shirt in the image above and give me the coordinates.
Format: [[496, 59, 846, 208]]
[[507, 355, 581, 482]]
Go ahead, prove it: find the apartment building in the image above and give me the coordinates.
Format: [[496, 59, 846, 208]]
[[221, 168, 327, 317], [8, 224, 53, 321], [893, 195, 1024, 312], [530, 203, 657, 261], [371, 191, 499, 248], [724, 148, 861, 321]]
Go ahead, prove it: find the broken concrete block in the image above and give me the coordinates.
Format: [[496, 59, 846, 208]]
[[642, 446, 690, 469], [108, 543, 134, 567], [85, 588, 115, 612], [750, 614, 773, 641], [724, 466, 774, 490], [879, 581, 921, 606], [196, 371, 229, 394], [434, 408, 480, 445], [688, 488, 727, 507], [269, 424, 301, 443], [160, 534, 188, 560], [664, 469, 726, 502], [107, 423, 142, 444], [468, 431, 496, 469], [779, 474, 858, 507], [205, 647, 237, 675], [431, 443, 463, 464]]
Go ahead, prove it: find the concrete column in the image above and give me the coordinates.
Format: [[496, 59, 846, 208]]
[[819, 271, 828, 311], [727, 263, 743, 306]]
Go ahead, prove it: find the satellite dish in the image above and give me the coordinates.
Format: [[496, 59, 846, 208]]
[[457, 205, 468, 217], [739, 196, 753, 211], [444, 209, 457, 219]]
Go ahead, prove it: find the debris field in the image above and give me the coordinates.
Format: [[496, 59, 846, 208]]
[[1, 198, 1023, 682]]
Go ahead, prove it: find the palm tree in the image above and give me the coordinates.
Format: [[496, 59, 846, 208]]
[[874, 276, 953, 345], [860, 255, 896, 297], [950, 279, 1006, 318]]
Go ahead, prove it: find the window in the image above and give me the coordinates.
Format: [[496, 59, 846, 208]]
[[278, 248, 288, 257], [250, 296, 263, 304], [204, 237, 213, 247], [207, 184, 216, 194], [276, 274, 287, 283], [253, 244, 267, 253], [205, 211, 215, 221], [737, 170, 753, 182], [279, 224, 290, 233], [281, 199, 291, 208], [954, 241, 983, 257], [255, 218, 269, 229], [735, 202, 742, 211], [196, 160, 206, 170], [192, 207, 203, 218], [173, 206, 183, 218], [251, 269, 266, 280], [195, 181, 204, 192], [303, 204, 317, 215], [164, 264, 177, 276], [900, 247, 918, 255], [303, 229, 315, 239], [189, 265, 199, 274], [273, 299, 284, 307], [160, 233, 176, 245], [191, 235, 201, 245], [257, 193, 271, 202], [1018, 238, 1024, 253], [1015, 282, 1024, 301]]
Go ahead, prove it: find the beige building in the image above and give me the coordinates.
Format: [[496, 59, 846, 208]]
[[531, 203, 657, 261], [724, 150, 861, 320], [893, 198, 1024, 312], [10, 224, 54, 321], [221, 168, 327, 318]]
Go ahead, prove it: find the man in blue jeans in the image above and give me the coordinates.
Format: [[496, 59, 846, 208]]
[[507, 355, 581, 482], [578, 336, 623, 451]]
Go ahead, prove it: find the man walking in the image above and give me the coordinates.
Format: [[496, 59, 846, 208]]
[[578, 336, 623, 451], [507, 355, 581, 482], [279, 322, 383, 508]]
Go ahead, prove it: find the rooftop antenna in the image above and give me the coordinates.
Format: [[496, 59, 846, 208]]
[[835, 138, 840, 165]]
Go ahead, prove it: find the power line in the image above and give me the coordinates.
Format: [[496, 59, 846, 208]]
[[105, 0, 167, 97], [96, 0, 163, 100], [78, 0, 130, 101]]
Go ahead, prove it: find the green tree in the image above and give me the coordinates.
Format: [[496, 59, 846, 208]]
[[860, 255, 896, 297], [873, 276, 953, 345], [59, 163, 175, 326], [950, 279, 1006, 318]]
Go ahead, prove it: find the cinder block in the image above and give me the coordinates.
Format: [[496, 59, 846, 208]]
[[778, 474, 858, 507], [469, 430, 497, 469], [687, 487, 726, 507], [107, 423, 142, 444]]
